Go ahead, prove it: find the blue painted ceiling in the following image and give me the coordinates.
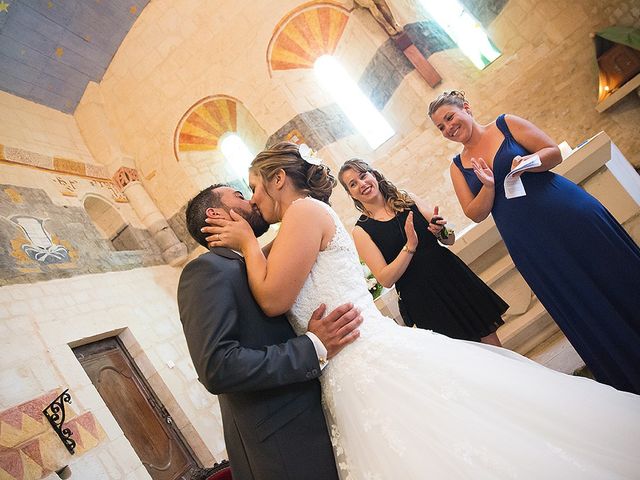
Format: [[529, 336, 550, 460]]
[[0, 0, 149, 113]]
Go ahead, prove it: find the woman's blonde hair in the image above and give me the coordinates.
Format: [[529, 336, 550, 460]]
[[250, 142, 336, 204], [338, 159, 414, 217], [427, 90, 467, 118]]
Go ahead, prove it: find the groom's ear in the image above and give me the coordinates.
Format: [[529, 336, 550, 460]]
[[206, 207, 227, 219]]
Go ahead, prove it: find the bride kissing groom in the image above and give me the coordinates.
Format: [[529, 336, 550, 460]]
[[193, 141, 640, 479]]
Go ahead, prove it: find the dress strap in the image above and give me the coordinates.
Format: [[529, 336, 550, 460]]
[[452, 154, 465, 172], [495, 114, 513, 138]]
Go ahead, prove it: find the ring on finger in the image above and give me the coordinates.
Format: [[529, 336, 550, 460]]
[[216, 233, 221, 241]]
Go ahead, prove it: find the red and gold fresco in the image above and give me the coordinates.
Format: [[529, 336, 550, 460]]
[[285, 129, 306, 145], [0, 390, 106, 480], [1, 144, 126, 203], [3, 188, 23, 204], [177, 97, 238, 154], [52, 157, 86, 177], [268, 3, 349, 74]]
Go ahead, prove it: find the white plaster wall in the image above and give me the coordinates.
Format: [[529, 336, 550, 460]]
[[0, 91, 95, 164]]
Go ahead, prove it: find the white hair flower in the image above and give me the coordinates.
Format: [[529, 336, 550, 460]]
[[299, 144, 322, 165]]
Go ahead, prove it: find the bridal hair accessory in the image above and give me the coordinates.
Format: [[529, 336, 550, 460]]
[[299, 144, 322, 165]]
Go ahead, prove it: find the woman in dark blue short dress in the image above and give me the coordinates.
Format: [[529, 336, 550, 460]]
[[429, 90, 640, 394]]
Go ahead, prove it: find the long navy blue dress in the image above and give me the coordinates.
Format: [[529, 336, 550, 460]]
[[453, 114, 640, 394]]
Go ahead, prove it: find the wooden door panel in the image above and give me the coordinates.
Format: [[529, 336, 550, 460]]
[[74, 338, 197, 480]]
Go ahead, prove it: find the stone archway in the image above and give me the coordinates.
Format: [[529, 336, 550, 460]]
[[83, 194, 141, 251]]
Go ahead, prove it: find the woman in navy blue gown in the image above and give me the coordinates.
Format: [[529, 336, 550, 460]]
[[428, 90, 640, 394]]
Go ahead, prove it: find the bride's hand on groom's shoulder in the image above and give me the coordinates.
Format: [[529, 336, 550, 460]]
[[204, 210, 255, 251]]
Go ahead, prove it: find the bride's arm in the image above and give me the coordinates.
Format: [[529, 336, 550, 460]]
[[240, 200, 333, 316]]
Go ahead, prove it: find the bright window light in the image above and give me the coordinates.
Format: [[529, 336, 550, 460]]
[[418, 0, 500, 69], [314, 55, 394, 149], [220, 133, 253, 182]]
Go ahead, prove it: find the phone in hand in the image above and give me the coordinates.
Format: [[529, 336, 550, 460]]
[[430, 216, 449, 240]]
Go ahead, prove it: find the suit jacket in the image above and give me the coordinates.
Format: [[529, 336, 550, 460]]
[[177, 248, 338, 480]]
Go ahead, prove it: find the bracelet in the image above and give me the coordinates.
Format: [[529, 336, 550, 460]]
[[402, 244, 416, 254]]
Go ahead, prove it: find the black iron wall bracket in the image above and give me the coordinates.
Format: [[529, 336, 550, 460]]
[[42, 389, 76, 455]]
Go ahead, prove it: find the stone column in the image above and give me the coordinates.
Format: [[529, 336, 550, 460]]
[[77, 82, 188, 266], [113, 167, 188, 266]]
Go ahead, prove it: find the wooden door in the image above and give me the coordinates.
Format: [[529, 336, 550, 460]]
[[74, 338, 198, 479]]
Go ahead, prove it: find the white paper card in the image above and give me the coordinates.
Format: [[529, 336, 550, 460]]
[[504, 154, 542, 199]]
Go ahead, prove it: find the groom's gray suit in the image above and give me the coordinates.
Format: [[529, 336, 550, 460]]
[[178, 247, 338, 480]]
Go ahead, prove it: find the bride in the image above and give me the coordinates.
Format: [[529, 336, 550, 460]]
[[206, 141, 640, 479]]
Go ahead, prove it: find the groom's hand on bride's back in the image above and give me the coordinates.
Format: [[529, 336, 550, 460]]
[[308, 303, 362, 358]]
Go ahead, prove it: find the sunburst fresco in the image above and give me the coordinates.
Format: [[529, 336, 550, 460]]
[[178, 97, 238, 152], [269, 4, 349, 72]]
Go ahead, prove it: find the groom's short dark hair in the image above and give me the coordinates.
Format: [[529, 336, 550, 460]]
[[186, 183, 229, 248]]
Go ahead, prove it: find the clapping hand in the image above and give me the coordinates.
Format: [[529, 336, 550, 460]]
[[470, 157, 494, 187], [404, 211, 418, 251], [203, 210, 255, 251]]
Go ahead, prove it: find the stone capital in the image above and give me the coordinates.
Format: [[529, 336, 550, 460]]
[[113, 166, 140, 190]]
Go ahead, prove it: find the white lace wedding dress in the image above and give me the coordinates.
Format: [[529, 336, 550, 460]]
[[287, 198, 640, 480]]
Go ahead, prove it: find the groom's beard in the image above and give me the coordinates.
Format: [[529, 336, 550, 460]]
[[236, 205, 270, 237]]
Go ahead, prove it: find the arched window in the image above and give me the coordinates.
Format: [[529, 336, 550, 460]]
[[174, 96, 265, 195], [314, 55, 394, 149], [268, 4, 395, 150], [419, 0, 500, 69], [219, 133, 253, 184]]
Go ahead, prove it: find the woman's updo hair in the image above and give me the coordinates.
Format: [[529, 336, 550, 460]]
[[427, 90, 467, 118], [250, 141, 337, 204], [338, 158, 414, 216]]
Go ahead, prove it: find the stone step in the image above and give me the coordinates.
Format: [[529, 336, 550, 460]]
[[527, 331, 585, 374], [499, 299, 559, 355]]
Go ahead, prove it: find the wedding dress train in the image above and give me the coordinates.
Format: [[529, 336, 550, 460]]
[[287, 198, 640, 480]]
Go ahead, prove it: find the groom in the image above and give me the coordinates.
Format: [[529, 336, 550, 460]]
[[178, 184, 361, 480]]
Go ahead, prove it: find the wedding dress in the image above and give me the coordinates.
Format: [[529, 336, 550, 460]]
[[287, 198, 640, 480]]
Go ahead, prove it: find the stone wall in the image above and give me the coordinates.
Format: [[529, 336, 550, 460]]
[[80, 0, 639, 234], [0, 150, 164, 286], [1, 1, 639, 477], [0, 266, 224, 479], [0, 390, 107, 480], [0, 94, 168, 286]]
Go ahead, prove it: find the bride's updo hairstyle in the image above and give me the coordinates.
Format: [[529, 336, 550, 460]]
[[250, 141, 337, 204], [338, 159, 414, 217], [427, 90, 467, 118]]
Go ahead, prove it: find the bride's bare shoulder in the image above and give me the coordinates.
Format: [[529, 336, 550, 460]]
[[284, 197, 334, 229], [288, 197, 331, 215]]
